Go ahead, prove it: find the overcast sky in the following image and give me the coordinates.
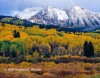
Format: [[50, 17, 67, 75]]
[[0, 0, 100, 15]]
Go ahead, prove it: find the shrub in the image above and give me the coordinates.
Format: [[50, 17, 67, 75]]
[[95, 66, 100, 72], [0, 57, 11, 64], [42, 72, 56, 77], [84, 64, 94, 71], [20, 62, 31, 66], [90, 75, 100, 78]]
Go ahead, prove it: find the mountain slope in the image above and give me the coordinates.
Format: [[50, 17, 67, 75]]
[[30, 6, 68, 26], [66, 6, 100, 27]]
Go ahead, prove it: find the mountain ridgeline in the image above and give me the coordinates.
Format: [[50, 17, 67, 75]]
[[0, 6, 100, 31]]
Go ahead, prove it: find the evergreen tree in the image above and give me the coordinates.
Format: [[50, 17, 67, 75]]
[[83, 41, 88, 57], [83, 41, 94, 57], [13, 30, 20, 38], [88, 41, 94, 57]]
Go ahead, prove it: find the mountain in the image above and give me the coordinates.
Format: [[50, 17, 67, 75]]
[[15, 7, 43, 20], [15, 6, 100, 31]]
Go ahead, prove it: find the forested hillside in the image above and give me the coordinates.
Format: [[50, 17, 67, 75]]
[[0, 22, 99, 63], [0, 16, 34, 27]]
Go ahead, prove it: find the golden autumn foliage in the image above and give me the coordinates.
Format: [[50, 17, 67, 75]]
[[0, 23, 100, 57]]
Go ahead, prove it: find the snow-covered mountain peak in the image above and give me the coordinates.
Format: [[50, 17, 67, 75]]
[[69, 6, 87, 14], [73, 6, 82, 10], [44, 6, 68, 20]]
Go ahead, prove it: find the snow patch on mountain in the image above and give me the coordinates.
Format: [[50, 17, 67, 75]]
[[15, 7, 43, 20]]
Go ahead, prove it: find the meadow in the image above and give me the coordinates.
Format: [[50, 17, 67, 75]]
[[0, 61, 100, 78]]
